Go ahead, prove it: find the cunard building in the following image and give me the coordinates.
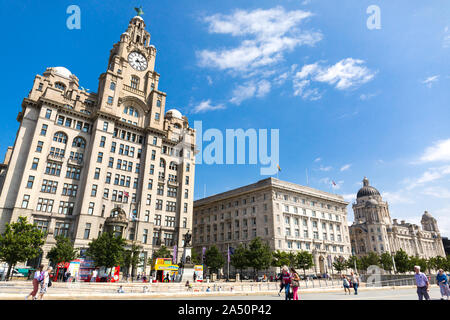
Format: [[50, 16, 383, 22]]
[[349, 177, 445, 259], [0, 12, 196, 274]]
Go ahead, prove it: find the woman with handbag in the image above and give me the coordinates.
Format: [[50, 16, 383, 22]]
[[290, 268, 300, 300], [25, 265, 43, 300], [37, 266, 52, 300]]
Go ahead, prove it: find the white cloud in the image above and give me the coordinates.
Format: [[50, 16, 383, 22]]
[[443, 26, 450, 48], [198, 7, 322, 73], [405, 165, 450, 190], [421, 186, 450, 199], [419, 138, 450, 163], [206, 76, 213, 85], [381, 191, 414, 205], [192, 100, 226, 113], [293, 58, 376, 100], [314, 157, 322, 162], [230, 80, 271, 105], [319, 165, 332, 172], [422, 75, 439, 88], [340, 164, 351, 172], [359, 93, 377, 101], [342, 194, 356, 203]]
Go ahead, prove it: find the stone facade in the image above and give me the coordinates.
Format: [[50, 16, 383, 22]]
[[349, 177, 445, 259], [0, 15, 196, 274], [193, 178, 352, 275]]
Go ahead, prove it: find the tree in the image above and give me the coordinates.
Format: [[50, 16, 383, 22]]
[[287, 252, 297, 268], [46, 235, 79, 267], [271, 250, 290, 270], [122, 243, 143, 279], [230, 244, 248, 277], [333, 257, 347, 274], [245, 237, 272, 278], [0, 217, 45, 280], [296, 251, 314, 276], [408, 255, 427, 273], [394, 249, 410, 273], [190, 247, 201, 265], [379, 252, 393, 272], [360, 252, 380, 271], [86, 232, 126, 270], [346, 255, 362, 272], [204, 245, 225, 274], [147, 245, 172, 267]]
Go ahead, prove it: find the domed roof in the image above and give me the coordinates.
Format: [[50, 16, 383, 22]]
[[165, 109, 182, 119], [53, 67, 72, 79], [422, 211, 434, 219], [365, 198, 379, 206], [357, 177, 381, 198]]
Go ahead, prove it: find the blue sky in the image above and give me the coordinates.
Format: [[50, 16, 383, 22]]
[[0, 1, 450, 235]]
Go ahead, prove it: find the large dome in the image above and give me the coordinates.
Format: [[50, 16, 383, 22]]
[[357, 177, 381, 198], [53, 67, 72, 79], [165, 109, 183, 119]]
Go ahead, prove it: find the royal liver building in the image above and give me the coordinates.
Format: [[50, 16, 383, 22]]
[[0, 14, 196, 272], [349, 177, 445, 259]]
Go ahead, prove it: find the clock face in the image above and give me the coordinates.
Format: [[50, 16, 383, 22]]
[[128, 51, 148, 71]]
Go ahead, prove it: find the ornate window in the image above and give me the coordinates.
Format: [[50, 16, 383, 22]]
[[72, 136, 86, 148], [53, 132, 68, 144], [55, 82, 66, 91], [130, 76, 140, 89]]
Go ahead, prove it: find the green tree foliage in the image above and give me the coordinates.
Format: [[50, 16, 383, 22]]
[[360, 252, 380, 270], [46, 235, 79, 267], [0, 217, 45, 280], [408, 255, 427, 273], [245, 237, 272, 277], [86, 232, 126, 269], [204, 245, 225, 274], [190, 247, 201, 265], [147, 245, 172, 266], [271, 250, 290, 269], [296, 251, 314, 276], [333, 257, 347, 274], [379, 252, 394, 272], [346, 255, 362, 271], [394, 249, 410, 273], [230, 244, 248, 275]]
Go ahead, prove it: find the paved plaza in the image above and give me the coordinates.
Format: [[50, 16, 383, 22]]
[[0, 281, 445, 300]]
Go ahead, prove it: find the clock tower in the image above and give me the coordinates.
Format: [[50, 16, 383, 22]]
[[97, 13, 166, 131]]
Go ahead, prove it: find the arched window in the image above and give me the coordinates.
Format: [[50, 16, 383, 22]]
[[53, 132, 68, 144], [55, 82, 66, 91], [72, 136, 86, 148], [169, 161, 178, 171], [123, 106, 139, 118], [130, 76, 140, 89]]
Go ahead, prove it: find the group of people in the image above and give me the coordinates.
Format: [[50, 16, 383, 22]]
[[278, 267, 301, 300], [414, 266, 449, 300], [25, 265, 53, 300], [341, 272, 360, 295]]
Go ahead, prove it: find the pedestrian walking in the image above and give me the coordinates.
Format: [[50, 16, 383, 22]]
[[436, 269, 450, 300], [26, 265, 43, 300], [37, 266, 52, 300], [281, 267, 292, 300], [278, 272, 285, 296], [290, 268, 300, 300], [350, 272, 359, 295], [342, 274, 351, 295], [414, 266, 430, 300], [91, 269, 97, 282]]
